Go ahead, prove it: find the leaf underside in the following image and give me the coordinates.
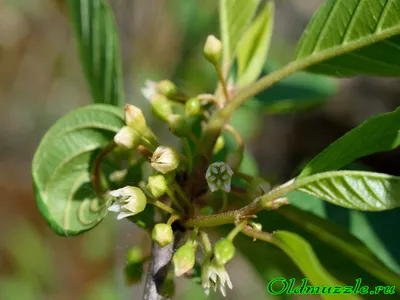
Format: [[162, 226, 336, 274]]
[[296, 0, 400, 77], [32, 104, 124, 236], [293, 171, 400, 211], [67, 0, 124, 106]]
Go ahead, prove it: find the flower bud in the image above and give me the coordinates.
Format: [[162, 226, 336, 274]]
[[147, 174, 167, 198], [124, 104, 147, 133], [151, 146, 180, 174], [203, 35, 222, 65], [212, 135, 225, 154], [157, 80, 177, 98], [173, 242, 197, 276], [114, 126, 140, 149], [214, 238, 235, 265], [150, 94, 172, 121], [167, 114, 190, 137], [206, 162, 233, 193], [152, 223, 174, 247], [108, 186, 147, 220], [185, 97, 201, 116]]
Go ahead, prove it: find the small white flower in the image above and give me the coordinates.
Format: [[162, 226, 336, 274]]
[[141, 80, 157, 101], [201, 257, 233, 297], [108, 186, 147, 220], [206, 162, 233, 193]]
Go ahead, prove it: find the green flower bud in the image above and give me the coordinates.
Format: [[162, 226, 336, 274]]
[[203, 35, 222, 65], [147, 174, 167, 198], [212, 135, 225, 154], [108, 186, 147, 220], [185, 97, 201, 116], [152, 223, 174, 247], [214, 238, 235, 265], [157, 80, 177, 98], [124, 261, 144, 285], [167, 114, 190, 137], [151, 146, 180, 174], [173, 242, 197, 276], [114, 126, 141, 149], [124, 104, 147, 133], [150, 94, 172, 121]]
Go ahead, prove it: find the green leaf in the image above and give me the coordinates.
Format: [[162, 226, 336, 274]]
[[271, 231, 359, 300], [32, 104, 124, 236], [296, 0, 400, 77], [280, 205, 400, 289], [350, 210, 400, 273], [292, 170, 400, 211], [226, 209, 399, 296], [220, 0, 260, 66], [300, 107, 400, 177], [291, 162, 400, 275], [67, 0, 124, 106], [250, 62, 337, 114], [237, 1, 274, 86]]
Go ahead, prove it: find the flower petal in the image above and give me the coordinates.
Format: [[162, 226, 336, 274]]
[[116, 211, 134, 220], [108, 202, 121, 212]]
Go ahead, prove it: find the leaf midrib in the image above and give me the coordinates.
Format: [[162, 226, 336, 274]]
[[297, 24, 400, 67]]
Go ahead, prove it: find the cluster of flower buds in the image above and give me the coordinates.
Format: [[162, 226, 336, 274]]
[[108, 101, 182, 221], [170, 234, 236, 297], [105, 34, 273, 298]]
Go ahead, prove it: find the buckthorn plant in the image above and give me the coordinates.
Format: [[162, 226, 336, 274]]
[[32, 0, 400, 299]]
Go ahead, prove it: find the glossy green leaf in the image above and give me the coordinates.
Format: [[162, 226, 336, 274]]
[[271, 231, 359, 300], [250, 63, 337, 114], [300, 107, 400, 177], [280, 205, 400, 289], [237, 1, 274, 86], [67, 0, 124, 106], [296, 0, 400, 77], [32, 104, 124, 236], [220, 0, 260, 66]]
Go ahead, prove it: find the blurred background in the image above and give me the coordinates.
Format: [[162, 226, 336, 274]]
[[1, 0, 400, 299]]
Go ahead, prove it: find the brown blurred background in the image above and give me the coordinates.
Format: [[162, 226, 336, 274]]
[[1, 0, 399, 299]]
